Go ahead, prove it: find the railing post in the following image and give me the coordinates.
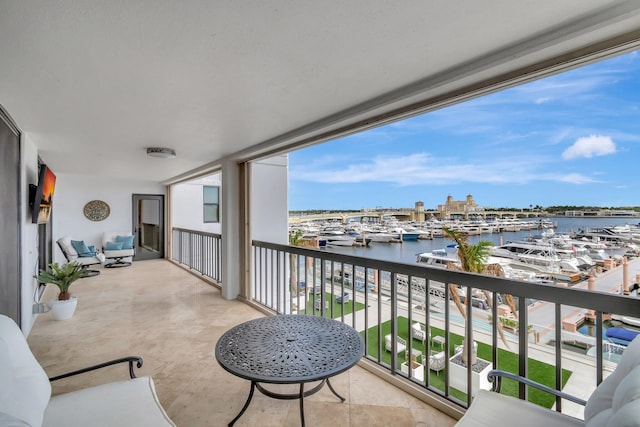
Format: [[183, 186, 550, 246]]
[[518, 296, 528, 401]]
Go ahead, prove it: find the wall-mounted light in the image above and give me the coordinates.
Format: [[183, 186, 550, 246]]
[[146, 147, 176, 158]]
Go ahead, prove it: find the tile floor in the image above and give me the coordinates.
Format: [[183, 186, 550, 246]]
[[28, 259, 456, 427]]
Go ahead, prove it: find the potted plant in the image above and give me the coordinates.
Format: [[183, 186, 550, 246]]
[[36, 262, 87, 320]]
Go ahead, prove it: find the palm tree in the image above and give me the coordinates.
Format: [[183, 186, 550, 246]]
[[289, 230, 304, 297], [442, 227, 517, 366]]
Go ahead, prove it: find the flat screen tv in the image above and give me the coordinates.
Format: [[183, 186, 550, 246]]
[[30, 164, 56, 224]]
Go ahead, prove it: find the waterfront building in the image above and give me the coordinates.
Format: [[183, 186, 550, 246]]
[[437, 194, 484, 219]]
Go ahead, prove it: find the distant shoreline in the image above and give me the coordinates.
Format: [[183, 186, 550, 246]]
[[547, 215, 640, 219]]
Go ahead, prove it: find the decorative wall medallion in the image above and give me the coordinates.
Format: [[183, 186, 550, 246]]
[[83, 200, 110, 221]]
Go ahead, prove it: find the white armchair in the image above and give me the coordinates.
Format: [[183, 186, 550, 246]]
[[411, 322, 428, 343], [427, 351, 446, 375], [0, 314, 175, 426], [384, 334, 407, 354], [57, 236, 105, 267], [102, 231, 135, 268], [456, 336, 640, 426]]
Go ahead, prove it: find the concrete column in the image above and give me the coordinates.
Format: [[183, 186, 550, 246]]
[[586, 276, 596, 321], [221, 159, 240, 300], [623, 257, 630, 295]]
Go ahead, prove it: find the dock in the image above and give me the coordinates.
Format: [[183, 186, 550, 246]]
[[530, 256, 640, 343]]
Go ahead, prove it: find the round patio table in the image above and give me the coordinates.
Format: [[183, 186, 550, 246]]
[[215, 314, 364, 426]]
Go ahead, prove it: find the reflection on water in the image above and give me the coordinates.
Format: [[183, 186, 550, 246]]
[[578, 319, 640, 337], [577, 320, 612, 337]]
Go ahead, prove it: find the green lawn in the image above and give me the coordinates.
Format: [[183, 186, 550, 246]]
[[362, 316, 572, 408], [299, 292, 365, 317]]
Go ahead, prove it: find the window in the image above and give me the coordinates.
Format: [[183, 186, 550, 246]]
[[203, 186, 219, 223]]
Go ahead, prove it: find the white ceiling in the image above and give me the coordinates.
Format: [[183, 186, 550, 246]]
[[2, 1, 640, 183]]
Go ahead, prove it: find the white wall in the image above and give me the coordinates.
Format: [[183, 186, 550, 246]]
[[52, 174, 165, 264], [20, 135, 40, 334], [171, 173, 221, 234]]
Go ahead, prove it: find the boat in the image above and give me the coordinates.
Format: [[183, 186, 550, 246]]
[[321, 235, 355, 246], [388, 227, 420, 241], [489, 241, 584, 282], [416, 245, 460, 268], [605, 327, 640, 346], [357, 224, 395, 242], [611, 314, 640, 328]]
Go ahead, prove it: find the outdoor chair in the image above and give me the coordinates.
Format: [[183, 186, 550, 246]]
[[0, 314, 175, 426], [314, 298, 328, 311], [411, 322, 428, 342], [336, 292, 350, 303], [456, 336, 640, 426], [426, 351, 446, 375], [102, 231, 135, 268], [384, 334, 407, 354], [57, 236, 105, 267]]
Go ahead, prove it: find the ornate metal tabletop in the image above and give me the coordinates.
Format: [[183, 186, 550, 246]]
[[216, 314, 364, 383], [215, 314, 364, 426]]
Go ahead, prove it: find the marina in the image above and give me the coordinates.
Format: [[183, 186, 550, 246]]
[[291, 216, 640, 267], [290, 216, 640, 361]]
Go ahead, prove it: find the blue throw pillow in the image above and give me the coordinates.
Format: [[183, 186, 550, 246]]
[[115, 235, 134, 249], [105, 241, 124, 251], [71, 240, 93, 257]]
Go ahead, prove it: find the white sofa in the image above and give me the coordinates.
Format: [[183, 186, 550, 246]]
[[0, 314, 175, 426], [456, 336, 640, 426], [102, 231, 135, 268]]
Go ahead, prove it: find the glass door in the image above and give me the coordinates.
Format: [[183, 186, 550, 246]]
[[132, 194, 164, 261]]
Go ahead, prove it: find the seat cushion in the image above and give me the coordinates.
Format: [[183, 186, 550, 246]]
[[0, 315, 51, 427], [585, 336, 640, 426], [72, 255, 101, 266], [456, 390, 583, 427], [103, 248, 135, 258], [44, 376, 175, 427]]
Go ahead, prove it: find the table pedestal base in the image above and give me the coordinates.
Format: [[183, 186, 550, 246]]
[[229, 378, 344, 427]]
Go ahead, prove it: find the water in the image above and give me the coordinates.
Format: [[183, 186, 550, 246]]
[[323, 217, 639, 265]]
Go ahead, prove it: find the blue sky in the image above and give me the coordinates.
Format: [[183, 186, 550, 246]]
[[288, 51, 640, 211]]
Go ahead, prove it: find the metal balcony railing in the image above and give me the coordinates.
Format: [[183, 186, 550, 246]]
[[251, 240, 639, 415], [167, 229, 640, 416], [171, 228, 222, 283]]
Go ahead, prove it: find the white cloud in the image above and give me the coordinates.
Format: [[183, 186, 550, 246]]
[[557, 173, 598, 184], [535, 97, 552, 104], [291, 153, 566, 186], [561, 135, 616, 160]]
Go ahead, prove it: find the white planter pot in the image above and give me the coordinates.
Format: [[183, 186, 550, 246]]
[[449, 353, 492, 397], [48, 297, 78, 320], [401, 361, 425, 382]]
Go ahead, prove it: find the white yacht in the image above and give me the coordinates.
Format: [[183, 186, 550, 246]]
[[489, 241, 583, 282], [416, 246, 459, 269]]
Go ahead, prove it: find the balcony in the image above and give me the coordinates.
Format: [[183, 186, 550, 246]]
[[248, 238, 639, 419], [29, 228, 640, 425], [27, 259, 455, 426]]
